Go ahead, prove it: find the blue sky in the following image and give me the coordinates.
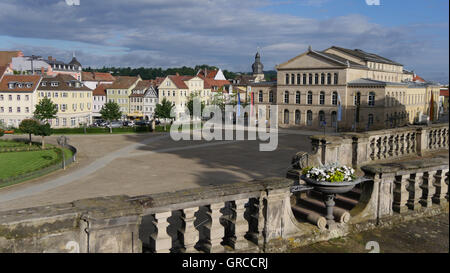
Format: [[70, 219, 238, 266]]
[[0, 0, 448, 83]]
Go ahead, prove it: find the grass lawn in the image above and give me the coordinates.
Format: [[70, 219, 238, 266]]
[[0, 140, 30, 148], [0, 149, 61, 179]]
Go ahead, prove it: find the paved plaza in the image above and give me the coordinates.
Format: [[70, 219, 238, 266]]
[[0, 129, 320, 211]]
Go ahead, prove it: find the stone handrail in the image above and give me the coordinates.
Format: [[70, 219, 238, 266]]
[[0, 178, 301, 253], [352, 154, 449, 225], [308, 123, 449, 168]]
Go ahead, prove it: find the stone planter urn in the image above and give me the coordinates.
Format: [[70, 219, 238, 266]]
[[300, 175, 368, 229]]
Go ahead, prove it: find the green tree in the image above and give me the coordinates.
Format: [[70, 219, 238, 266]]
[[187, 92, 206, 119], [19, 119, 39, 146], [34, 97, 58, 123], [154, 98, 175, 130], [34, 123, 52, 149], [0, 128, 4, 138], [33, 97, 57, 148], [100, 101, 122, 133]]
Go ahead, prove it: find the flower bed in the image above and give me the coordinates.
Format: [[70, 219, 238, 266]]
[[301, 163, 356, 183]]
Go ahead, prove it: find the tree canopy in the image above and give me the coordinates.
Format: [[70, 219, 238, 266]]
[[34, 97, 58, 123], [19, 119, 40, 146]]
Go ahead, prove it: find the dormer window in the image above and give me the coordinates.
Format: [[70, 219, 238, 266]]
[[42, 82, 47, 86], [26, 83, 32, 88], [17, 83, 23, 88], [51, 82, 59, 87], [8, 83, 14, 89]]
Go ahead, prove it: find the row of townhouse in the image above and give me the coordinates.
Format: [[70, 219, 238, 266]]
[[0, 74, 92, 128], [245, 46, 441, 131]]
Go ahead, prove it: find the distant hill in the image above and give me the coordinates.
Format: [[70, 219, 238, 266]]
[[83, 65, 238, 80], [84, 66, 277, 82]]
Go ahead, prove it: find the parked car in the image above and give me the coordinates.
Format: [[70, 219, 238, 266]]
[[135, 120, 149, 126], [108, 121, 123, 128], [123, 120, 134, 127]]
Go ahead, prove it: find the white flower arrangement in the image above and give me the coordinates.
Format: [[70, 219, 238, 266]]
[[301, 163, 356, 183]]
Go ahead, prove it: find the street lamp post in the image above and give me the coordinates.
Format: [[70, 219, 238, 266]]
[[57, 135, 68, 170]]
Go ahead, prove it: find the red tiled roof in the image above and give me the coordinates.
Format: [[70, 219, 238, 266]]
[[0, 75, 41, 92], [107, 76, 140, 89], [413, 74, 426, 82], [203, 78, 230, 89], [197, 69, 219, 79], [168, 75, 194, 89], [0, 51, 22, 66], [92, 84, 110, 96], [82, 71, 115, 82], [440, 88, 449, 97], [153, 77, 165, 86], [0, 66, 7, 79], [133, 80, 152, 90]]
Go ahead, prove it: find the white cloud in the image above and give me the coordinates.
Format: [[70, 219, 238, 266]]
[[0, 0, 447, 83]]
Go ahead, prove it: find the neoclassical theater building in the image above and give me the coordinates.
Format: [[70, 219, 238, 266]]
[[251, 46, 441, 131]]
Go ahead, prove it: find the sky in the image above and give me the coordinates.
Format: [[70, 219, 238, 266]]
[[0, 0, 448, 83]]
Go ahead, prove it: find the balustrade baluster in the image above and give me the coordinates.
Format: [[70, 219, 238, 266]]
[[432, 170, 449, 206], [406, 173, 422, 211], [369, 138, 375, 161], [208, 203, 225, 253], [181, 207, 199, 253], [152, 211, 172, 253], [232, 199, 251, 250], [399, 133, 405, 156], [420, 171, 436, 208], [393, 175, 409, 213]]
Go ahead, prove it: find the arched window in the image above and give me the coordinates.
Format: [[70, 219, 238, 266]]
[[295, 110, 301, 125], [284, 109, 290, 124], [319, 111, 325, 126], [269, 91, 274, 103], [307, 91, 313, 105], [303, 73, 307, 85], [331, 111, 337, 127], [285, 74, 289, 85], [321, 73, 325, 85], [368, 114, 374, 127], [258, 90, 263, 103], [307, 110, 312, 126], [354, 92, 361, 106], [297, 74, 301, 85], [319, 91, 325, 105], [314, 73, 319, 84], [368, 92, 375, 106], [284, 91, 289, 103], [332, 91, 338, 105], [327, 73, 331, 85], [295, 91, 300, 104]]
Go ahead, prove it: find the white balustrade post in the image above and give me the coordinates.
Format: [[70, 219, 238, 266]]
[[208, 203, 225, 253], [152, 211, 172, 253], [182, 207, 199, 253], [233, 199, 250, 250]]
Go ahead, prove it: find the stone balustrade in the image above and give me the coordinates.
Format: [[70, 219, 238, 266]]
[[0, 178, 302, 253], [309, 123, 448, 168], [352, 154, 449, 224]]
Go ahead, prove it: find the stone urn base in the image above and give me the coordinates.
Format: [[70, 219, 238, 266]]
[[301, 176, 368, 229]]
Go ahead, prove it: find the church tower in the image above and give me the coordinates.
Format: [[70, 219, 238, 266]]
[[252, 50, 265, 83]]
